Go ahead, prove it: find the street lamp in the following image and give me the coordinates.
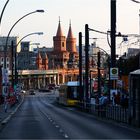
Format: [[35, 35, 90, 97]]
[[16, 32, 43, 47], [14, 32, 43, 86], [3, 9, 44, 98], [131, 0, 140, 3], [0, 0, 10, 32], [4, 9, 44, 69]]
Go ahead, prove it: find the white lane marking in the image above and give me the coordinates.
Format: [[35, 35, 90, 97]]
[[38, 97, 70, 139], [55, 125, 59, 128], [64, 134, 69, 138]]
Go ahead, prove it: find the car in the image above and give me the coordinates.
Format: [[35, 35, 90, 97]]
[[55, 85, 60, 89], [48, 84, 55, 90], [29, 89, 35, 95], [21, 90, 26, 94], [38, 88, 50, 92]]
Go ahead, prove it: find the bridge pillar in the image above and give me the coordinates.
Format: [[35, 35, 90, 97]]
[[57, 74, 60, 85], [28, 78, 31, 89], [54, 75, 56, 85], [49, 76, 51, 84], [37, 77, 40, 89], [62, 74, 65, 84], [43, 75, 46, 88]]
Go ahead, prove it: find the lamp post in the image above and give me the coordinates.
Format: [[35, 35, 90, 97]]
[[14, 32, 43, 86], [85, 24, 90, 106], [0, 0, 10, 32], [4, 9, 44, 70], [3, 9, 44, 101], [3, 9, 44, 86], [79, 32, 83, 101], [131, 0, 140, 3]]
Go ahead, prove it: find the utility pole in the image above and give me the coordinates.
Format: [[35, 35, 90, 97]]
[[11, 41, 14, 88], [139, 9, 140, 49], [110, 0, 117, 91], [97, 51, 101, 97], [85, 24, 90, 103], [111, 0, 116, 67], [138, 9, 140, 68], [79, 32, 83, 101]]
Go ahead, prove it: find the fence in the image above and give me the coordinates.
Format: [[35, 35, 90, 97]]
[[76, 102, 129, 124]]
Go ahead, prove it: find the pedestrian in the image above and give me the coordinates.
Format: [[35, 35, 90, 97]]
[[99, 94, 108, 117], [99, 94, 107, 105]]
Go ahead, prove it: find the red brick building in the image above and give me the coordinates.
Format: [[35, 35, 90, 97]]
[[36, 20, 78, 70]]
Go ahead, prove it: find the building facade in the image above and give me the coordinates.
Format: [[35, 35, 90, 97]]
[[18, 42, 38, 70], [0, 36, 19, 70]]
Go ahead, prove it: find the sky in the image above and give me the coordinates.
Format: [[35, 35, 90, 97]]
[[0, 0, 140, 55]]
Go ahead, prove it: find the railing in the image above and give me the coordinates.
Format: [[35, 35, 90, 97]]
[[76, 102, 129, 124]]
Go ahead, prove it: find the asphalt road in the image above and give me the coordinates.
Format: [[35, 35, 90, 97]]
[[0, 90, 140, 139]]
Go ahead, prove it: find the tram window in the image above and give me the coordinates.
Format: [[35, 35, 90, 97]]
[[67, 86, 78, 99]]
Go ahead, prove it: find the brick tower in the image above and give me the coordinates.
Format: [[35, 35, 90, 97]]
[[66, 21, 78, 68], [52, 19, 69, 69]]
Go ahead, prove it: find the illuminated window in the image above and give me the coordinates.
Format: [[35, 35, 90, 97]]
[[62, 42, 64, 47]]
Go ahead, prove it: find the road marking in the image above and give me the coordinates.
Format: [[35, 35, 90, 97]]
[[1, 115, 11, 125], [64, 134, 69, 139], [55, 125, 59, 128]]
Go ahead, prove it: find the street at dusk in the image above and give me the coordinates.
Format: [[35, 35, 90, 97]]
[[0, 0, 140, 139]]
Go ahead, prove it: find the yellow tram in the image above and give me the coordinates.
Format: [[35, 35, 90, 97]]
[[58, 81, 80, 106]]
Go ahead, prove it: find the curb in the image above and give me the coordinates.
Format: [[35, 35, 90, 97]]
[[1, 94, 25, 125]]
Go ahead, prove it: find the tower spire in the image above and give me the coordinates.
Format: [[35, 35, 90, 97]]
[[67, 19, 73, 38], [69, 19, 71, 26], [56, 16, 63, 36], [66, 20, 76, 52], [59, 16, 61, 23]]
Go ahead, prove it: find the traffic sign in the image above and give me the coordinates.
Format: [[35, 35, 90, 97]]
[[110, 67, 118, 80]]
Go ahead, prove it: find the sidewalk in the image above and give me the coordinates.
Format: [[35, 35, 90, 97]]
[[0, 94, 24, 126]]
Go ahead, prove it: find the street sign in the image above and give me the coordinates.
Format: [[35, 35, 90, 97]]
[[110, 67, 118, 80], [2, 69, 9, 84], [2, 69, 9, 96]]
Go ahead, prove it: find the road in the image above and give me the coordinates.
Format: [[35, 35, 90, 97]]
[[0, 90, 140, 139]]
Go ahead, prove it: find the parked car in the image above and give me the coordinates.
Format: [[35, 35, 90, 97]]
[[29, 89, 35, 95], [39, 88, 50, 92], [55, 85, 60, 89], [21, 90, 26, 94], [48, 84, 55, 90]]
